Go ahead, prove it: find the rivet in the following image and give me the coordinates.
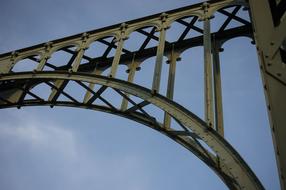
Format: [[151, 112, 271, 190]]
[[176, 57, 182, 61]]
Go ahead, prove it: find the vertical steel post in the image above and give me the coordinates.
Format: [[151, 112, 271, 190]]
[[164, 45, 178, 129], [121, 54, 139, 111], [109, 38, 124, 77], [37, 55, 48, 71], [109, 23, 127, 78], [71, 34, 88, 72], [213, 39, 224, 136], [36, 42, 53, 71], [83, 69, 103, 103], [71, 34, 89, 72], [152, 13, 168, 92], [203, 3, 214, 128], [71, 49, 85, 72], [7, 52, 17, 72]]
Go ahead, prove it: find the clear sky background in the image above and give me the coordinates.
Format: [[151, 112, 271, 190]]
[[0, 0, 280, 189]]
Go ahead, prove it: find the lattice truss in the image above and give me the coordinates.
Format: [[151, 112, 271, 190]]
[[0, 4, 252, 115], [0, 1, 266, 190]]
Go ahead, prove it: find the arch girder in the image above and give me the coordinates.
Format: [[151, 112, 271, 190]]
[[0, 72, 265, 190]]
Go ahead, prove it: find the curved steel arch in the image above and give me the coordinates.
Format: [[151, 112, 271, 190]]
[[0, 1, 272, 189], [0, 71, 264, 190]]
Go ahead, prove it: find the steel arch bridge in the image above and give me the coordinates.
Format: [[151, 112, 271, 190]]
[[0, 0, 285, 189]]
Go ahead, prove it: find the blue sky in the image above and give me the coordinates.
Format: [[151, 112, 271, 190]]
[[0, 0, 280, 189]]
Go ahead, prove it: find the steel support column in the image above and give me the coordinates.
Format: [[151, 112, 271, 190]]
[[203, 3, 215, 128], [109, 38, 125, 77], [164, 45, 179, 129], [71, 34, 89, 72], [83, 69, 103, 103], [121, 54, 139, 110], [36, 43, 52, 71], [212, 38, 224, 136], [248, 0, 286, 189], [152, 13, 168, 92]]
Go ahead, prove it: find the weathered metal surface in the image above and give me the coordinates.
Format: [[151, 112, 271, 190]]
[[248, 0, 286, 189], [1, 0, 283, 189]]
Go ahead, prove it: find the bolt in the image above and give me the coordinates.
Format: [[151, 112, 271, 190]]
[[202, 2, 210, 9], [81, 32, 89, 39], [151, 89, 157, 95], [176, 57, 182, 61], [160, 13, 168, 21], [120, 23, 128, 30]]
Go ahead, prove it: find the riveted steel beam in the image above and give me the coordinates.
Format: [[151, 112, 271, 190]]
[[163, 45, 180, 129], [212, 37, 224, 136], [202, 3, 215, 129], [249, 0, 286, 189]]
